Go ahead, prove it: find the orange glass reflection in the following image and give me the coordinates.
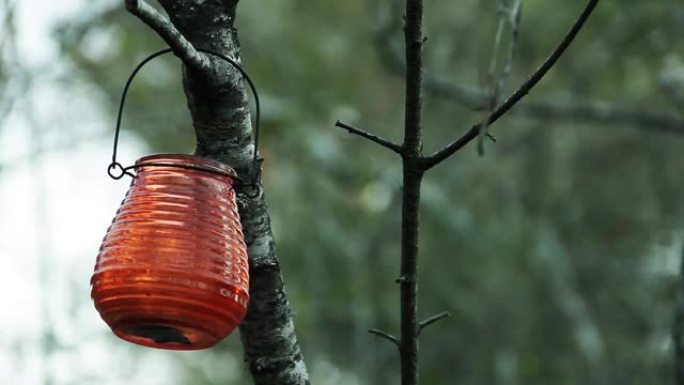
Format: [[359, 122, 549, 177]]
[[91, 154, 249, 350]]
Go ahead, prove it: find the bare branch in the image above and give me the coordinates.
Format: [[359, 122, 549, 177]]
[[375, 0, 663, 140], [374, 0, 671, 141], [422, 0, 600, 171], [368, 328, 400, 347], [419, 74, 684, 135], [477, 0, 512, 155], [418, 311, 451, 334], [479, 0, 522, 155], [125, 0, 210, 70], [523, 101, 684, 135], [497, 0, 523, 97], [335, 120, 403, 154]]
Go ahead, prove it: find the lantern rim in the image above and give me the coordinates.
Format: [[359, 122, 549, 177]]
[[134, 153, 238, 179]]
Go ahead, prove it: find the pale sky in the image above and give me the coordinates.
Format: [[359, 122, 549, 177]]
[[0, 1, 184, 384]]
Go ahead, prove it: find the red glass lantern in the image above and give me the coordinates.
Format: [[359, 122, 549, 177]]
[[92, 48, 261, 350], [91, 154, 249, 350]]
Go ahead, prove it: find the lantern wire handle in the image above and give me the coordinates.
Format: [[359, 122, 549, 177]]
[[108, 48, 262, 190]]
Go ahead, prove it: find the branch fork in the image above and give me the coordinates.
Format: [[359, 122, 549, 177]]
[[335, 0, 597, 170], [125, 0, 210, 71], [369, 328, 400, 348], [335, 120, 403, 154], [418, 311, 451, 334], [421, 0, 599, 170]]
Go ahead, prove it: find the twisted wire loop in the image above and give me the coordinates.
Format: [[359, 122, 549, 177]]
[[107, 162, 134, 180], [108, 48, 261, 188]]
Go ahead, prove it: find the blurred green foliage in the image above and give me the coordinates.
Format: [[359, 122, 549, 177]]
[[56, 0, 684, 384]]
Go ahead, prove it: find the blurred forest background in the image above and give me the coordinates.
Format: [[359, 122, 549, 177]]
[[2, 0, 684, 384]]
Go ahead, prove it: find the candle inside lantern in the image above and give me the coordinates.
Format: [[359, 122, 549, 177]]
[[91, 154, 249, 350]]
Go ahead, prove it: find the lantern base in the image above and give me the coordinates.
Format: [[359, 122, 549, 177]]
[[111, 319, 228, 351]]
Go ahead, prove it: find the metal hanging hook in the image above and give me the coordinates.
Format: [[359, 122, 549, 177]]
[[108, 47, 262, 189]]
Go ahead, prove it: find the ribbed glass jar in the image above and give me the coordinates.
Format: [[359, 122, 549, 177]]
[[91, 154, 249, 350]]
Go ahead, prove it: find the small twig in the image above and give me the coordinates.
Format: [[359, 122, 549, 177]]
[[418, 311, 451, 334], [335, 120, 403, 154], [479, 0, 522, 156], [368, 329, 400, 347], [477, 0, 509, 155], [125, 0, 209, 71], [421, 0, 600, 171], [498, 0, 523, 96]]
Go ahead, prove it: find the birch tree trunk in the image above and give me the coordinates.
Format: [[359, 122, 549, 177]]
[[126, 1, 309, 384]]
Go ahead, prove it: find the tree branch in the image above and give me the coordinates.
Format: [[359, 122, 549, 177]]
[[420, 76, 684, 135], [477, 0, 512, 154], [399, 0, 426, 384], [477, 0, 522, 155], [497, 0, 522, 100], [368, 329, 400, 347], [522, 100, 684, 135], [421, 0, 599, 170], [372, 0, 684, 139], [417, 311, 451, 334], [125, 0, 209, 71], [335, 120, 403, 154]]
